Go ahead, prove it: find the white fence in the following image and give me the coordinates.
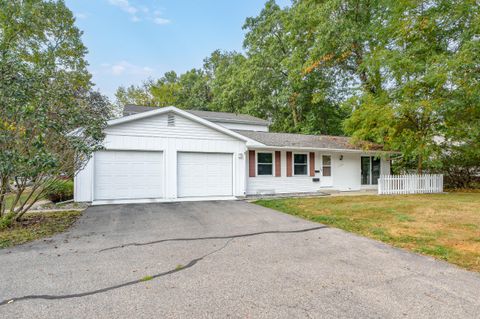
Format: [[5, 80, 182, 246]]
[[378, 174, 443, 195]]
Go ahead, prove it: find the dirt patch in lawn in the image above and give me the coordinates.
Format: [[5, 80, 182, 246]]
[[256, 193, 480, 272], [0, 210, 82, 249]]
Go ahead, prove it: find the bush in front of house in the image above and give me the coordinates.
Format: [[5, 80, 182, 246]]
[[45, 180, 74, 203]]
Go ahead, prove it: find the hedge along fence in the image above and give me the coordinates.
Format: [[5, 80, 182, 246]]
[[378, 174, 443, 195]]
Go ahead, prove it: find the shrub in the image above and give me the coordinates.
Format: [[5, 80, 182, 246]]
[[45, 180, 74, 203]]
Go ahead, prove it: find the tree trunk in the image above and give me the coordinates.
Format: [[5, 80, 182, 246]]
[[417, 155, 423, 174], [289, 93, 300, 128]]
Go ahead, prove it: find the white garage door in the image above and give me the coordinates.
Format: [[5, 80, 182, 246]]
[[94, 151, 164, 200], [177, 152, 233, 198]]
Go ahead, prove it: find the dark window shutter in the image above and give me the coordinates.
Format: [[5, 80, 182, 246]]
[[249, 150, 256, 177], [286, 152, 292, 177], [309, 152, 315, 177], [275, 151, 281, 177]]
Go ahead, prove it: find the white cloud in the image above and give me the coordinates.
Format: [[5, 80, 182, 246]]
[[75, 12, 88, 19], [108, 0, 137, 15], [107, 0, 170, 25], [111, 64, 126, 76], [152, 9, 170, 24], [153, 17, 170, 25], [101, 61, 156, 77]]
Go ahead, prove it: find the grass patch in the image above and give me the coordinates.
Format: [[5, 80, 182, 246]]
[[256, 193, 480, 272], [175, 264, 184, 270], [140, 275, 154, 282], [4, 192, 32, 210], [0, 210, 82, 248]]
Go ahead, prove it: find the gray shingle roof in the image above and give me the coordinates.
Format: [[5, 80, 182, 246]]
[[123, 104, 157, 116], [186, 110, 269, 125], [233, 130, 383, 151], [122, 105, 269, 125]]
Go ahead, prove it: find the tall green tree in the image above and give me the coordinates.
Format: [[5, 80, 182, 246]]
[[298, 0, 384, 96], [149, 71, 181, 107], [176, 69, 212, 109], [111, 0, 480, 181], [0, 0, 111, 222], [242, 0, 347, 134], [115, 70, 211, 110], [115, 80, 159, 108], [344, 0, 480, 173], [204, 50, 258, 115]]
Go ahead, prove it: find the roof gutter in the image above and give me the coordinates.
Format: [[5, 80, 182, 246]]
[[248, 145, 398, 155]]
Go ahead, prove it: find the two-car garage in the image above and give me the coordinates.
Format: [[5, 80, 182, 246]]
[[93, 151, 234, 201], [74, 107, 248, 204]]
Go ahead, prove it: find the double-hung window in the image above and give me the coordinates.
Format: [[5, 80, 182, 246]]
[[293, 154, 308, 175], [257, 153, 273, 176]]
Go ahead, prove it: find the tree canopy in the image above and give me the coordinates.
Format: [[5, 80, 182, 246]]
[[114, 0, 480, 180], [0, 0, 111, 222]]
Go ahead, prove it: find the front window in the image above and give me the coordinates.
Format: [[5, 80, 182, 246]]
[[294, 154, 308, 175], [361, 156, 381, 185], [257, 152, 273, 175]]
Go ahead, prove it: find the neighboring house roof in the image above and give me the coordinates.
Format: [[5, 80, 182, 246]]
[[233, 130, 384, 152], [123, 104, 155, 116], [122, 104, 269, 126]]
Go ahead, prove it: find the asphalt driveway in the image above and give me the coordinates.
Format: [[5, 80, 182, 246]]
[[1, 201, 479, 318]]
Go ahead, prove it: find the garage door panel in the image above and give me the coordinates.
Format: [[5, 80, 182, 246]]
[[95, 151, 164, 200], [177, 152, 233, 198]]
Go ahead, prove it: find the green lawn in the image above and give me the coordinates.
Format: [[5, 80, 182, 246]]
[[4, 192, 32, 210], [0, 210, 82, 248], [256, 193, 480, 272]]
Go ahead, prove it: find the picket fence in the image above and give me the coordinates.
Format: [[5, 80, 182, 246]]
[[378, 174, 443, 195]]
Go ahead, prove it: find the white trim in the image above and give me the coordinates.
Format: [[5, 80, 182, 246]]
[[106, 106, 250, 143], [256, 151, 275, 176], [293, 152, 309, 176]]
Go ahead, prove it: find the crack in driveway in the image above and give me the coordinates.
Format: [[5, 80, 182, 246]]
[[0, 226, 327, 306], [99, 226, 327, 252], [0, 239, 234, 306]]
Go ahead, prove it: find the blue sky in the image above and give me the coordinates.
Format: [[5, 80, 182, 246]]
[[65, 0, 290, 100]]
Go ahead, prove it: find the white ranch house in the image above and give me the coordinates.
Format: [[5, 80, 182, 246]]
[[74, 105, 391, 205]]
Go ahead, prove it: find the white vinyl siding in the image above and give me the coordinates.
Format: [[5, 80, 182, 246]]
[[105, 112, 238, 141], [246, 151, 389, 195], [247, 150, 321, 195], [177, 152, 233, 197], [75, 112, 247, 203]]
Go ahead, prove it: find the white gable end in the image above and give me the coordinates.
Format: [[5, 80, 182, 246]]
[[105, 112, 238, 141]]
